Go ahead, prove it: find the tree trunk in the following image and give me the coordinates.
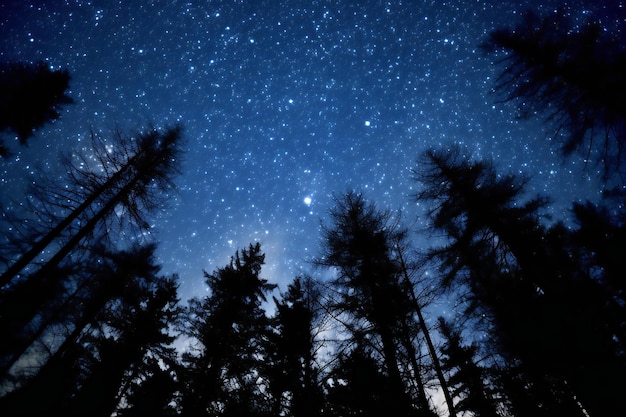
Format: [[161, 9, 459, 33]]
[[399, 317, 433, 414], [0, 174, 142, 380], [0, 152, 138, 288], [397, 247, 457, 417]]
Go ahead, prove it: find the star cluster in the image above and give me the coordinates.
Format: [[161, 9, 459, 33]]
[[0, 0, 615, 299]]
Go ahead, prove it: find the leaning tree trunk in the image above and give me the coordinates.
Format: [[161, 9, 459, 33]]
[[397, 247, 457, 417], [0, 153, 138, 289], [0, 126, 181, 381]]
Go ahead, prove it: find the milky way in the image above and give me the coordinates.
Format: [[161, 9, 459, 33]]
[[1, 0, 617, 301]]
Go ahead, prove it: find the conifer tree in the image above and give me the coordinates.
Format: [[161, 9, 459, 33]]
[[267, 276, 325, 417], [414, 146, 626, 416], [180, 243, 277, 417], [323, 340, 407, 417], [437, 317, 499, 417], [0, 124, 183, 289], [0, 125, 183, 382], [482, 10, 626, 179], [0, 243, 181, 417], [317, 191, 435, 417]]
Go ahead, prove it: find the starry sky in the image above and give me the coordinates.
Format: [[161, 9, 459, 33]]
[[1, 0, 619, 301]]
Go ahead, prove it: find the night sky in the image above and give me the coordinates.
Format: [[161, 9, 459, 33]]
[[1, 1, 618, 302]]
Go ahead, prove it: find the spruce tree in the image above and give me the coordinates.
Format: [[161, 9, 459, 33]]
[[414, 146, 626, 416], [437, 317, 499, 417], [317, 191, 434, 417], [267, 276, 325, 417], [180, 243, 277, 417]]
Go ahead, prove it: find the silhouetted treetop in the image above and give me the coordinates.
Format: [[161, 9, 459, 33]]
[[0, 124, 184, 286], [482, 10, 626, 179], [414, 146, 549, 255], [0, 61, 73, 156]]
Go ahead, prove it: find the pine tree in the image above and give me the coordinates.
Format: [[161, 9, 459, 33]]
[[180, 243, 277, 417], [414, 146, 626, 416], [317, 191, 434, 417], [267, 276, 325, 417]]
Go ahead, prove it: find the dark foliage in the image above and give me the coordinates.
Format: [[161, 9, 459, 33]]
[[414, 146, 626, 416], [437, 317, 500, 417], [318, 191, 434, 417], [0, 243, 181, 417], [323, 342, 416, 417], [483, 10, 626, 180], [180, 243, 277, 417], [114, 356, 181, 417], [0, 61, 73, 156], [267, 276, 325, 417], [0, 124, 184, 289]]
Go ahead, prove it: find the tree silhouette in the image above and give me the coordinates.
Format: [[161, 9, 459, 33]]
[[267, 276, 325, 417], [0, 125, 183, 385], [395, 243, 457, 417], [180, 243, 277, 417], [65, 261, 180, 417], [437, 317, 500, 417], [114, 355, 181, 417], [413, 146, 550, 289], [0, 124, 183, 289], [482, 10, 626, 180], [0, 61, 73, 156], [0, 260, 73, 380], [414, 146, 626, 416], [572, 201, 626, 309], [317, 191, 435, 417], [323, 340, 410, 417], [0, 243, 181, 417]]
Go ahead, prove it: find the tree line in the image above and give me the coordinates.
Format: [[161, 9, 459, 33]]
[[1, 9, 625, 417]]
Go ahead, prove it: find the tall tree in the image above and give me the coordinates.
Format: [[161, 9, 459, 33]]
[[413, 146, 626, 416], [395, 243, 457, 417], [0, 124, 183, 289], [267, 276, 325, 417], [317, 191, 435, 417], [482, 10, 626, 180], [180, 243, 277, 417], [0, 126, 183, 382], [0, 61, 73, 156], [0, 243, 182, 417]]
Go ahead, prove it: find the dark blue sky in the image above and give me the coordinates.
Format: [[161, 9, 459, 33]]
[[0, 0, 616, 302]]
